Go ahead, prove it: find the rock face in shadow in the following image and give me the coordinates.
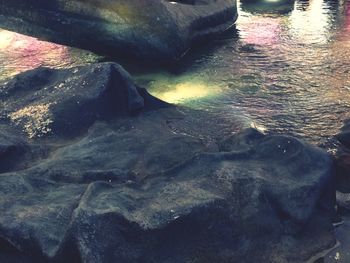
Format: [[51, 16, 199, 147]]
[[0, 0, 238, 60], [0, 64, 336, 262], [335, 120, 350, 193], [0, 121, 335, 262], [0, 126, 28, 173], [0, 62, 167, 138]]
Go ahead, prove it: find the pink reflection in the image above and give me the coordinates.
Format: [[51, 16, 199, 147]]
[[0, 29, 96, 79], [334, 1, 350, 42], [240, 17, 281, 46]]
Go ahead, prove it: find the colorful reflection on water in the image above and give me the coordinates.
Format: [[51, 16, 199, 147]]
[[1, 0, 350, 147], [145, 0, 350, 146], [0, 29, 100, 80], [136, 73, 225, 104]]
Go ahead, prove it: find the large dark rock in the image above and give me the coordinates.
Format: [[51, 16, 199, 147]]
[[337, 192, 350, 211], [336, 119, 350, 149], [335, 120, 350, 193], [0, 126, 28, 173], [0, 62, 167, 138], [0, 0, 238, 60], [0, 64, 336, 262], [0, 121, 336, 262]]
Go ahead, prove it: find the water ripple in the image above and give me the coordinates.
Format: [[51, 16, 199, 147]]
[[1, 0, 350, 148]]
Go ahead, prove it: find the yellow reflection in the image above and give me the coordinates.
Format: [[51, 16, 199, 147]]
[[138, 74, 223, 104], [250, 122, 268, 133], [153, 82, 214, 103], [0, 30, 14, 49], [61, 1, 137, 23]]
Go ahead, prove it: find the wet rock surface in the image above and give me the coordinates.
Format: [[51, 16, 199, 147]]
[[335, 120, 350, 193], [0, 62, 167, 138], [0, 64, 337, 262], [322, 120, 350, 263], [0, 0, 238, 60], [337, 192, 350, 211]]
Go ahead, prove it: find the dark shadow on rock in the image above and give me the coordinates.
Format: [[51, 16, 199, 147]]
[[335, 119, 350, 193], [0, 123, 336, 262], [0, 127, 28, 173], [0, 62, 169, 139], [99, 25, 241, 77], [0, 63, 337, 262]]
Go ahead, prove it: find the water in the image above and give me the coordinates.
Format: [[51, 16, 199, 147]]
[[1, 0, 350, 148], [0, 29, 101, 79]]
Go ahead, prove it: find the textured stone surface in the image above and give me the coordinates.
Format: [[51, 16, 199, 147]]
[[0, 65, 336, 262], [0, 125, 335, 262], [0, 0, 238, 60], [0, 62, 167, 138], [335, 120, 350, 193]]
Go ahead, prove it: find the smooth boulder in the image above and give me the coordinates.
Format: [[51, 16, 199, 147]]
[[0, 0, 238, 60]]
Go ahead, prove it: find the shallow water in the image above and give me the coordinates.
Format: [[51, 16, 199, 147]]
[[0, 0, 350, 147]]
